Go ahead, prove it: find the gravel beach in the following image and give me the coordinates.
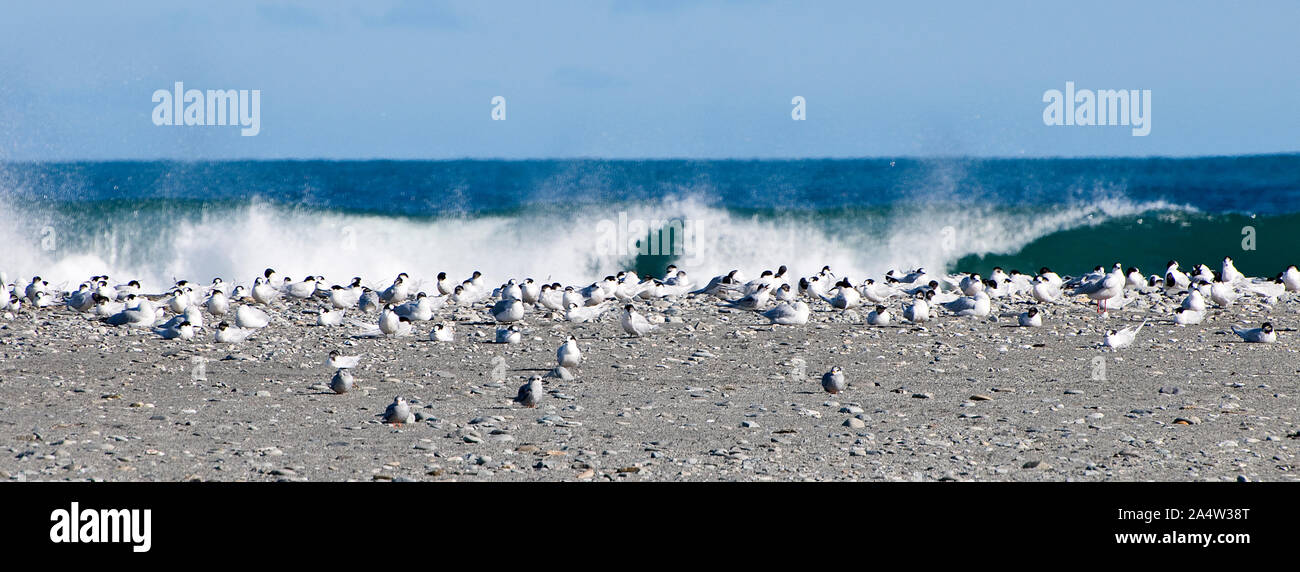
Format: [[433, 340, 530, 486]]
[[1, 287, 1297, 482]]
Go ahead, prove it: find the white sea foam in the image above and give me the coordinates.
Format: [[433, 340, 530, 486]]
[[0, 194, 1198, 294]]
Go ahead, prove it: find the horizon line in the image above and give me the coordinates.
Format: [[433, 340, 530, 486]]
[[3, 151, 1300, 164]]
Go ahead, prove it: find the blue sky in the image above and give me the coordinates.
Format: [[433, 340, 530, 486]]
[[0, 0, 1296, 160]]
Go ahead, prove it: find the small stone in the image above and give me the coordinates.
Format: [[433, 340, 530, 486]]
[[740, 421, 759, 428], [844, 418, 866, 429], [911, 392, 932, 399], [1022, 460, 1051, 470], [969, 394, 992, 401], [1064, 389, 1083, 395]]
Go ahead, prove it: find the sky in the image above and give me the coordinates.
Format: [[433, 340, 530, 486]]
[[0, 0, 1296, 160]]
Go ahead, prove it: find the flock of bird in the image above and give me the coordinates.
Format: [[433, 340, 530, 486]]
[[2, 256, 1295, 421]]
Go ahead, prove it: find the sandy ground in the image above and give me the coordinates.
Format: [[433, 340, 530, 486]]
[[1, 286, 1297, 482]]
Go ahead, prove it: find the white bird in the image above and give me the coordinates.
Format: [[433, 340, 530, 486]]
[[429, 322, 454, 342], [213, 321, 254, 343], [330, 369, 354, 394], [161, 305, 204, 331], [943, 291, 991, 317], [103, 296, 156, 328], [114, 279, 142, 301], [1232, 322, 1276, 343], [1032, 276, 1062, 303], [821, 366, 846, 395], [1125, 267, 1145, 290], [1221, 257, 1244, 283], [772, 283, 797, 303], [435, 272, 454, 296], [377, 305, 414, 337], [1018, 307, 1042, 327], [557, 335, 582, 368], [490, 298, 525, 323], [1164, 261, 1190, 291], [496, 325, 522, 344], [561, 286, 585, 310], [499, 279, 523, 302], [1072, 264, 1124, 314], [565, 302, 610, 324], [539, 285, 566, 311], [382, 396, 415, 425], [66, 284, 95, 312], [866, 305, 892, 326], [1282, 265, 1300, 292], [358, 288, 381, 313], [903, 292, 932, 323], [394, 293, 440, 322], [959, 273, 984, 297], [762, 300, 810, 326], [206, 290, 230, 316], [621, 304, 659, 337], [1104, 320, 1147, 349], [823, 278, 862, 310], [380, 273, 411, 304], [1038, 267, 1063, 288], [251, 277, 280, 306], [513, 376, 543, 408], [283, 276, 318, 299], [1181, 290, 1207, 312], [327, 350, 361, 369], [1210, 281, 1239, 308], [317, 307, 345, 326], [329, 283, 362, 309], [1172, 307, 1203, 325], [725, 284, 771, 311], [235, 304, 271, 329], [520, 278, 541, 304], [24, 277, 48, 304], [859, 279, 898, 303], [153, 321, 195, 340]]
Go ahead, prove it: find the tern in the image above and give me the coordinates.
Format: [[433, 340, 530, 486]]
[[1232, 322, 1276, 343], [762, 300, 810, 326], [557, 335, 582, 368], [1104, 320, 1147, 349], [620, 304, 659, 337], [327, 350, 360, 369], [821, 366, 846, 395], [513, 376, 543, 408]]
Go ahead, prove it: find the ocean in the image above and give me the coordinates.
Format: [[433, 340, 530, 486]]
[[1, 156, 1298, 292]]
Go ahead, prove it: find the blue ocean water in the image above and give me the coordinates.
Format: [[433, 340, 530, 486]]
[[1, 156, 1298, 291]]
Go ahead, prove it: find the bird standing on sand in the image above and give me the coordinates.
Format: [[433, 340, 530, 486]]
[[1072, 263, 1124, 314], [330, 369, 354, 394], [621, 304, 659, 337], [821, 366, 846, 394], [491, 298, 525, 323], [513, 376, 543, 408], [382, 396, 415, 425], [557, 335, 582, 368]]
